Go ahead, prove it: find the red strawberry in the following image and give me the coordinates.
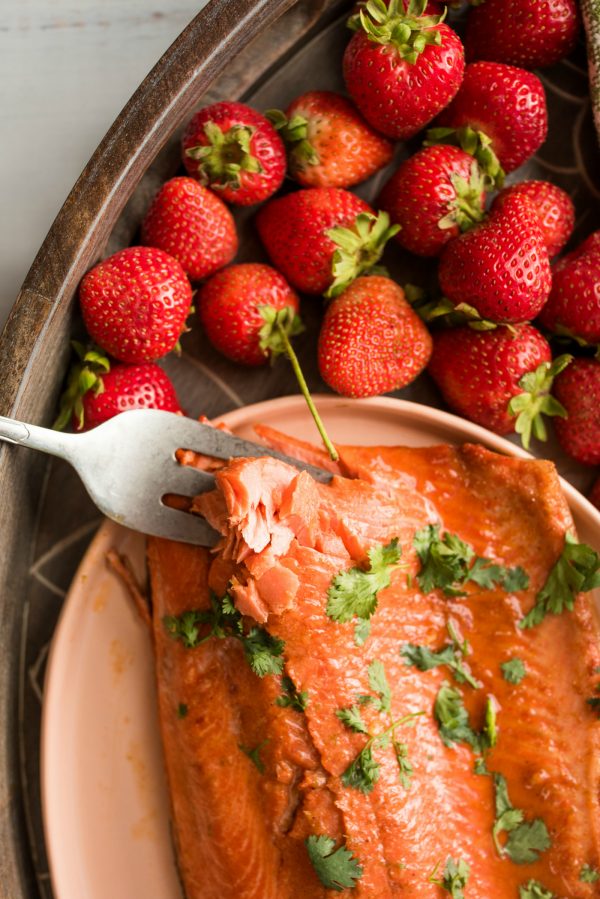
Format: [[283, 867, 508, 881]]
[[198, 263, 300, 366], [377, 145, 487, 257], [140, 177, 237, 282], [552, 358, 600, 465], [256, 188, 398, 297], [430, 61, 548, 184], [182, 101, 286, 205], [54, 344, 181, 431], [79, 246, 193, 363], [317, 275, 432, 397], [438, 192, 552, 323], [492, 180, 575, 258], [428, 324, 571, 446], [537, 231, 600, 345], [343, 0, 464, 140], [465, 0, 579, 70], [266, 91, 393, 189]]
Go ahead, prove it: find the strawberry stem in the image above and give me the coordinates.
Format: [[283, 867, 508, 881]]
[[275, 321, 339, 462]]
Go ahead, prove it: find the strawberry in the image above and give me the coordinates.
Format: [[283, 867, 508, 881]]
[[140, 177, 238, 282], [491, 180, 575, 258], [343, 0, 464, 140], [256, 188, 398, 297], [79, 246, 193, 363], [537, 231, 600, 345], [552, 358, 600, 465], [198, 263, 301, 366], [266, 91, 393, 189], [182, 101, 286, 205], [317, 275, 432, 397], [438, 192, 552, 323], [465, 0, 579, 70], [428, 324, 571, 447], [429, 61, 548, 186], [54, 344, 181, 431], [376, 145, 487, 257]]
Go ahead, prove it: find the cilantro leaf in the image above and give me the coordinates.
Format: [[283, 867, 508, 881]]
[[354, 619, 371, 646], [305, 835, 363, 892], [275, 675, 308, 712], [414, 525, 473, 596], [519, 881, 555, 899], [580, 864, 600, 883], [493, 774, 551, 864], [587, 696, 600, 716], [474, 756, 490, 776], [163, 610, 204, 648], [393, 740, 413, 789], [501, 658, 526, 684], [434, 682, 481, 749], [467, 557, 529, 592], [430, 857, 470, 898], [520, 533, 600, 628], [368, 659, 392, 713], [336, 705, 369, 734], [401, 621, 480, 689], [177, 702, 188, 719], [243, 627, 285, 677], [482, 696, 498, 751], [327, 538, 401, 623], [341, 744, 380, 794], [239, 739, 269, 774]]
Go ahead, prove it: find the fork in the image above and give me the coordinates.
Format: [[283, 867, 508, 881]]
[[0, 409, 333, 546]]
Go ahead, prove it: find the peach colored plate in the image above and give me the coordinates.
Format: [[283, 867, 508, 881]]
[[41, 396, 600, 899]]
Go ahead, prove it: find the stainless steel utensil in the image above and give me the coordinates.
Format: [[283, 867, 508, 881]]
[[0, 409, 332, 545]]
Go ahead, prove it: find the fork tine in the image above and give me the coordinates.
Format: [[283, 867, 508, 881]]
[[163, 464, 216, 497], [153, 506, 221, 546]]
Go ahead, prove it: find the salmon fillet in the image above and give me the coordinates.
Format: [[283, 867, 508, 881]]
[[148, 434, 600, 898]]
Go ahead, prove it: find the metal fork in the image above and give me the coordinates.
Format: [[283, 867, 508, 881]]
[[0, 409, 333, 546]]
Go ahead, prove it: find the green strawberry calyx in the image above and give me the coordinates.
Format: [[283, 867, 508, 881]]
[[258, 305, 339, 462], [348, 0, 446, 64], [326, 211, 400, 299], [425, 126, 505, 190], [508, 354, 573, 450], [185, 121, 263, 191], [405, 288, 501, 331], [266, 109, 320, 168], [439, 163, 488, 234], [53, 342, 110, 431]]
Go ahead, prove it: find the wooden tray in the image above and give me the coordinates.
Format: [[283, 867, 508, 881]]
[[0, 1, 599, 896]]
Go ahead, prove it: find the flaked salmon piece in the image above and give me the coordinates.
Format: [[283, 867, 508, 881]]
[[149, 440, 600, 898], [254, 423, 344, 476]]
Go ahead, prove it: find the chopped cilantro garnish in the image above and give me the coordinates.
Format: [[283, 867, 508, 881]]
[[367, 659, 392, 713], [580, 864, 600, 883], [327, 539, 401, 629], [336, 705, 369, 735], [474, 756, 490, 776], [434, 683, 497, 754], [275, 675, 308, 712], [393, 740, 413, 789], [401, 621, 480, 689], [163, 592, 284, 678], [429, 857, 470, 897], [520, 533, 600, 628], [239, 739, 269, 774], [305, 834, 363, 891], [177, 703, 188, 719], [493, 773, 551, 864], [501, 658, 526, 684], [413, 525, 528, 597], [342, 743, 381, 793], [354, 619, 371, 646], [587, 697, 600, 715], [519, 880, 555, 898]]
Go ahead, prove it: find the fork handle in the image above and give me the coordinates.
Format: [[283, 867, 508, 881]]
[[0, 415, 77, 462]]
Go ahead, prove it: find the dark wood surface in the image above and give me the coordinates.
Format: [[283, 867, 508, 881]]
[[0, 1, 599, 897]]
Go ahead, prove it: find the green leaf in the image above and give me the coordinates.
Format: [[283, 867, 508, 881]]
[[481, 697, 498, 751], [520, 532, 600, 628], [401, 640, 480, 689], [185, 122, 263, 190], [305, 835, 363, 891], [53, 341, 111, 431], [258, 305, 304, 362], [367, 659, 392, 713], [243, 627, 285, 677], [425, 125, 505, 189], [492, 774, 551, 864], [275, 676, 308, 712], [434, 682, 481, 749], [466, 557, 529, 592], [501, 658, 526, 685], [580, 864, 600, 883], [239, 739, 269, 774], [393, 740, 414, 789], [508, 354, 572, 450], [177, 703, 188, 719], [519, 881, 555, 899], [413, 525, 473, 596], [430, 857, 471, 897], [354, 619, 371, 646], [325, 211, 400, 298], [342, 744, 380, 794], [327, 538, 401, 623], [474, 756, 490, 776], [336, 705, 369, 735]]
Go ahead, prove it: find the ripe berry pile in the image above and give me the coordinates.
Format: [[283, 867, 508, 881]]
[[57, 0, 600, 503]]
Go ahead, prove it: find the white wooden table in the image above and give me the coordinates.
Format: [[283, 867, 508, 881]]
[[0, 0, 207, 332]]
